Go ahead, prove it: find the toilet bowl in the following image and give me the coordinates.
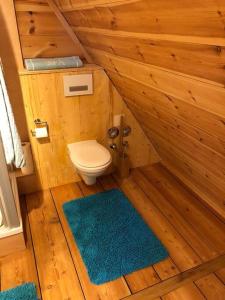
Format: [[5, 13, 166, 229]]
[[67, 140, 112, 185]]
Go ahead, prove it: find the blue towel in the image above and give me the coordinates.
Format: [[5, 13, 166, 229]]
[[0, 65, 25, 168], [24, 56, 83, 71]]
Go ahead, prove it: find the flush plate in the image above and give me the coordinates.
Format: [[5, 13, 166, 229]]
[[63, 74, 93, 96]]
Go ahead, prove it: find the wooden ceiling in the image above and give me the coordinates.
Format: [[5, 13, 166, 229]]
[[14, 0, 225, 220]]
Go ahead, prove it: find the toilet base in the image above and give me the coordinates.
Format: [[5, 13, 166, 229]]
[[81, 174, 96, 185]]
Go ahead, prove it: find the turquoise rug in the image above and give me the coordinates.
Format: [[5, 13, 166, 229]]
[[63, 188, 168, 284], [0, 283, 38, 300]]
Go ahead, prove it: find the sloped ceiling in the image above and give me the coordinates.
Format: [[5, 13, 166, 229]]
[[16, 0, 225, 219], [51, 0, 225, 219]]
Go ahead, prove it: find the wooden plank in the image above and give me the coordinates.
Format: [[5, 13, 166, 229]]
[[15, 0, 52, 12], [138, 124, 225, 220], [140, 164, 225, 255], [99, 176, 180, 285], [153, 259, 180, 281], [16, 12, 67, 36], [125, 103, 225, 217], [20, 34, 82, 58], [46, 0, 93, 62], [76, 29, 225, 84], [0, 198, 40, 297], [123, 254, 225, 300], [128, 105, 225, 187], [99, 175, 180, 283], [112, 76, 225, 160], [55, 0, 135, 11], [195, 273, 225, 299], [215, 268, 225, 284], [64, 0, 225, 37], [116, 175, 202, 271], [26, 190, 84, 300], [145, 128, 225, 220], [74, 26, 225, 47], [98, 176, 163, 293], [162, 282, 205, 300], [131, 169, 220, 261], [86, 47, 225, 117], [50, 182, 131, 300], [108, 71, 225, 146]]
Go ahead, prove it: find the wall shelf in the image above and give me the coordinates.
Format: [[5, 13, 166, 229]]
[[19, 64, 102, 76]]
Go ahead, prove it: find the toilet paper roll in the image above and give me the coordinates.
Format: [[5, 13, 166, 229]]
[[35, 126, 48, 138], [21, 142, 34, 175]]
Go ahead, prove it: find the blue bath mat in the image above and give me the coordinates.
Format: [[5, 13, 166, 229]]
[[63, 188, 168, 284], [0, 283, 38, 300]]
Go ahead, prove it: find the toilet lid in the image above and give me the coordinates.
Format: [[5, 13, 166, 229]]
[[68, 140, 111, 168]]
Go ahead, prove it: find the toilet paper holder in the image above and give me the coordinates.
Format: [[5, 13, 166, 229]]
[[31, 118, 48, 137]]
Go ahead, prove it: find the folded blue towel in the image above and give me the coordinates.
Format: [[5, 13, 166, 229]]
[[24, 56, 83, 71]]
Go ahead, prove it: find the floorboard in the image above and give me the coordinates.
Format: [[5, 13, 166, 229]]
[[51, 181, 131, 300], [122, 254, 225, 300], [195, 273, 225, 299], [99, 175, 179, 293], [26, 190, 84, 300], [116, 174, 202, 272], [215, 267, 225, 284], [0, 163, 224, 300], [142, 165, 225, 254], [132, 169, 220, 261], [162, 283, 205, 300]]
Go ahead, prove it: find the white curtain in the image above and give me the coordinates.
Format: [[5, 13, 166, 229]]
[[0, 63, 24, 168]]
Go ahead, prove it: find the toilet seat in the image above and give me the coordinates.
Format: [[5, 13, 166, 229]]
[[67, 140, 111, 169]]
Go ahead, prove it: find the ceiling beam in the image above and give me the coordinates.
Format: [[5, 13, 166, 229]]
[[46, 0, 93, 63]]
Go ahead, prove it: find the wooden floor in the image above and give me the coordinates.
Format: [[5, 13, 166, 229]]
[[0, 163, 225, 299]]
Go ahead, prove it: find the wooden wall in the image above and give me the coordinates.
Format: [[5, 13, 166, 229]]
[[0, 0, 28, 141], [19, 65, 159, 191], [54, 0, 225, 219], [14, 0, 83, 59]]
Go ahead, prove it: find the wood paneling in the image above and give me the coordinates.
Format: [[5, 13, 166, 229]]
[[14, 0, 83, 59], [110, 85, 160, 168], [46, 0, 94, 63], [0, 0, 28, 140], [55, 0, 225, 219], [19, 65, 158, 190], [63, 0, 225, 37], [76, 29, 225, 84], [20, 34, 82, 58], [19, 66, 109, 189], [15, 0, 51, 13]]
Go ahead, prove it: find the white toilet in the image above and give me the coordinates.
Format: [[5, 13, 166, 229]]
[[67, 140, 112, 185]]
